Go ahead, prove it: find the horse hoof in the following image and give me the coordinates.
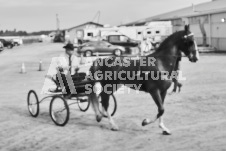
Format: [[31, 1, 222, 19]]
[[162, 131, 171, 135], [111, 127, 119, 131], [142, 119, 149, 126], [111, 128, 119, 131], [111, 126, 119, 131], [96, 115, 102, 123]]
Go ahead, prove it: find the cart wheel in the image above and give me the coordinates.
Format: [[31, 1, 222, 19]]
[[78, 97, 90, 112], [98, 94, 117, 117], [27, 90, 39, 117], [49, 96, 69, 126]]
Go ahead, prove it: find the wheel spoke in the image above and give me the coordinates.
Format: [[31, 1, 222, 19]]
[[50, 96, 69, 126]]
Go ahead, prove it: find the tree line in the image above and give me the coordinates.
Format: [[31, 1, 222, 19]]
[[0, 29, 54, 36]]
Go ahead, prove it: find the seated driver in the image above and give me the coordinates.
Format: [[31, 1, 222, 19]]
[[48, 43, 81, 94]]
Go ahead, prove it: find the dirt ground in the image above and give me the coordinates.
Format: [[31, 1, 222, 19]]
[[0, 43, 226, 151]]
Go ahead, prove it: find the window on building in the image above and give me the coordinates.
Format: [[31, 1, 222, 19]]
[[147, 31, 151, 34], [156, 31, 160, 34], [87, 32, 93, 37]]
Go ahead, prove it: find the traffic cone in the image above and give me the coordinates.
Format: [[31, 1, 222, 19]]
[[20, 62, 26, 73], [38, 60, 43, 71]]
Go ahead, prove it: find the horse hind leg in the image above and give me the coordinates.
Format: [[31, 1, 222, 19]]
[[89, 92, 103, 122], [101, 93, 119, 131], [142, 90, 163, 126], [159, 116, 171, 135], [159, 90, 171, 135], [142, 89, 171, 135]]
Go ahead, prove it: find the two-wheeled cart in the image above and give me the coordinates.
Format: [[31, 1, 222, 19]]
[[27, 78, 117, 126]]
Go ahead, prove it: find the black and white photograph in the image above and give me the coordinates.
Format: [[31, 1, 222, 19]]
[[0, 0, 226, 150]]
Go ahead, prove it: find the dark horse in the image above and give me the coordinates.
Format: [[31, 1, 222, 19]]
[[88, 25, 199, 135]]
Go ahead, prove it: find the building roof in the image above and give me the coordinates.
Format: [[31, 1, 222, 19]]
[[67, 22, 103, 31], [123, 0, 226, 26]]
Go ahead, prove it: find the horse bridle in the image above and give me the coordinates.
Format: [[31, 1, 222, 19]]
[[135, 32, 194, 76], [118, 32, 196, 77], [184, 33, 194, 39]]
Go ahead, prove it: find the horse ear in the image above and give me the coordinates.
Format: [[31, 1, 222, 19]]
[[184, 24, 190, 32]]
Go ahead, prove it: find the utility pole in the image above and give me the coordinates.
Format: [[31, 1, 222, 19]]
[[92, 11, 100, 24], [54, 13, 64, 42], [56, 13, 60, 34]]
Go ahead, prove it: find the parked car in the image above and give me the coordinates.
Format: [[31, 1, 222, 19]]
[[0, 39, 14, 49], [12, 41, 20, 46], [12, 38, 23, 46], [104, 35, 140, 54], [106, 35, 140, 48], [78, 41, 126, 56]]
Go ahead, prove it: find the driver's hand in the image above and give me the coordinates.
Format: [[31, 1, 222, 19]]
[[57, 67, 64, 72]]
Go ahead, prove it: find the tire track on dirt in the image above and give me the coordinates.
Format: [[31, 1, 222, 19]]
[[0, 125, 50, 148], [171, 119, 226, 131], [2, 116, 99, 151]]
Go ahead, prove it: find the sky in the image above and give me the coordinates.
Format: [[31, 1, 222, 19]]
[[0, 0, 211, 32]]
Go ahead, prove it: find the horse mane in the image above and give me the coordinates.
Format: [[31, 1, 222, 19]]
[[155, 30, 185, 53]]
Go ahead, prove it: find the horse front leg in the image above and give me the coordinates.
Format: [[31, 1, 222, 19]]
[[101, 93, 119, 131], [169, 78, 183, 95]]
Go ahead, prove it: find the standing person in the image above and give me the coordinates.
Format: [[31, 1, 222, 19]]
[[150, 37, 158, 50], [140, 37, 151, 55]]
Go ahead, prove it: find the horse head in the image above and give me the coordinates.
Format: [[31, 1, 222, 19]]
[[178, 25, 200, 62]]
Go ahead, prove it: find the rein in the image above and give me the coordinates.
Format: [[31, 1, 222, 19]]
[[133, 54, 180, 77]]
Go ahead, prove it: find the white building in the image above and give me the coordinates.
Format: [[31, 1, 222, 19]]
[[65, 22, 103, 43], [123, 0, 226, 51]]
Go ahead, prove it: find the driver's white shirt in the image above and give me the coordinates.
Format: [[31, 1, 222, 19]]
[[57, 53, 80, 75]]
